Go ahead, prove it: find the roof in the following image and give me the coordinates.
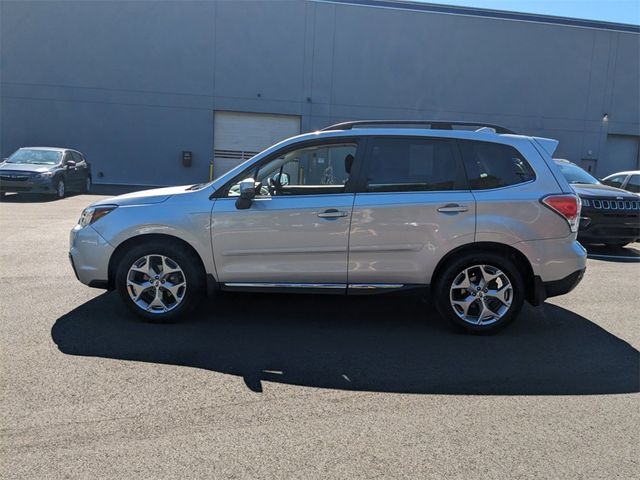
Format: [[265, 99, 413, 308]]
[[317, 0, 640, 33], [603, 171, 640, 177], [19, 147, 69, 152]]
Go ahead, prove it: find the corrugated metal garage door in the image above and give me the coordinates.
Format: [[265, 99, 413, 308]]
[[213, 111, 300, 179], [603, 135, 639, 176]]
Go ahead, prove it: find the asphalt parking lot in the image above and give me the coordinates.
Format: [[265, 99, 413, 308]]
[[1, 192, 638, 479]]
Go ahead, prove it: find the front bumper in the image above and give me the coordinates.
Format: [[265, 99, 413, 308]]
[[69, 224, 114, 288], [0, 178, 54, 193], [578, 207, 640, 244]]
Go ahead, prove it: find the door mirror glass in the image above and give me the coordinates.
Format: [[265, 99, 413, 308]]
[[236, 178, 256, 209]]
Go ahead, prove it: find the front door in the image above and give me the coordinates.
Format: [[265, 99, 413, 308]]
[[348, 136, 476, 287], [211, 139, 361, 288], [63, 151, 81, 188]]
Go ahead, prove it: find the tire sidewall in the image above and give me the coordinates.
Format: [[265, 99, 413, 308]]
[[116, 242, 203, 322], [435, 252, 525, 333], [55, 178, 65, 199]]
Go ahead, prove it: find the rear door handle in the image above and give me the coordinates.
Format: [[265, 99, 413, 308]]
[[317, 209, 349, 219], [437, 204, 468, 213]]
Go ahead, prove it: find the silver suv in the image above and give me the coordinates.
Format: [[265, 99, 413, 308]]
[[69, 121, 587, 332]]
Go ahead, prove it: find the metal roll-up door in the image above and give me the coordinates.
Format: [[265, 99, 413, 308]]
[[213, 111, 300, 179]]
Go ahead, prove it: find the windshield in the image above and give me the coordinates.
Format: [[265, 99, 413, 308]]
[[554, 161, 600, 185], [6, 149, 62, 165]]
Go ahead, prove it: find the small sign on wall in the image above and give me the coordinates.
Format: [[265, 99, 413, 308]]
[[182, 151, 193, 167]]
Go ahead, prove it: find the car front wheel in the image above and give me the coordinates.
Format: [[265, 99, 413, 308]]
[[116, 242, 203, 322], [435, 252, 524, 333], [55, 179, 65, 199]]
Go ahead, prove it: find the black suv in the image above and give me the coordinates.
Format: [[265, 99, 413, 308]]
[[0, 147, 92, 199], [554, 159, 640, 247]]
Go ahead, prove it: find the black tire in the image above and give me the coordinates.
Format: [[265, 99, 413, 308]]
[[434, 252, 525, 333], [0, 192, 5, 200], [83, 176, 92, 193], [54, 178, 65, 199], [115, 241, 204, 323]]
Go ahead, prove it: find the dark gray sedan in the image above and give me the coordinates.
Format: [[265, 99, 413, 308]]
[[0, 147, 91, 199]]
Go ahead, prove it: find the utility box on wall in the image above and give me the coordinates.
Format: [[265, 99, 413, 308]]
[[182, 151, 193, 167]]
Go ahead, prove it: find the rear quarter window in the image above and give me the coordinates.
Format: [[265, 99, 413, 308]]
[[459, 140, 536, 190]]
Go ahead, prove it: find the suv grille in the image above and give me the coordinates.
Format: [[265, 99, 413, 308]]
[[584, 198, 640, 211]]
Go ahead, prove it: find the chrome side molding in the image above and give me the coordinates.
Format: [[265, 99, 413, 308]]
[[348, 284, 404, 289], [223, 283, 345, 289]]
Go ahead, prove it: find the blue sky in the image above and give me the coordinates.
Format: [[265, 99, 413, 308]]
[[422, 0, 640, 25]]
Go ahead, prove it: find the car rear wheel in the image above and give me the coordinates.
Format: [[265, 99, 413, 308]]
[[116, 242, 203, 322], [435, 252, 524, 333], [55, 179, 65, 199]]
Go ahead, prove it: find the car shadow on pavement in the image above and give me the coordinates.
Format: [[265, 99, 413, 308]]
[[0, 193, 61, 203], [586, 243, 640, 262], [51, 292, 639, 395]]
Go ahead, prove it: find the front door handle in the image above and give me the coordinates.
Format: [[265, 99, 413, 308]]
[[437, 204, 468, 213], [317, 209, 349, 219]]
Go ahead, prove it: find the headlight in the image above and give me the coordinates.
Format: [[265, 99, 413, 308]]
[[79, 205, 117, 227], [34, 171, 54, 179]]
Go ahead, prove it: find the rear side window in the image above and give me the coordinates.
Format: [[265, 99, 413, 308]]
[[459, 141, 535, 190], [365, 137, 465, 192], [602, 174, 626, 188], [626, 174, 640, 193]]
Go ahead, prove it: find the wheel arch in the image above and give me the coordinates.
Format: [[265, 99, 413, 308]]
[[107, 233, 207, 292], [431, 241, 537, 304]]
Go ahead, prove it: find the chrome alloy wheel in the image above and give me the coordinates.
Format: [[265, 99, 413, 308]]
[[126, 255, 187, 314], [449, 264, 513, 326]]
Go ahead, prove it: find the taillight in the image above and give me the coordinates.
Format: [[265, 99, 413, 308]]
[[541, 194, 581, 232]]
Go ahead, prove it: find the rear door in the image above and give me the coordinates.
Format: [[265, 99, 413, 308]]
[[348, 136, 475, 288]]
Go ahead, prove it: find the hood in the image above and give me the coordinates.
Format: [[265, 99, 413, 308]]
[[92, 185, 198, 206], [570, 183, 637, 199], [0, 163, 56, 173]]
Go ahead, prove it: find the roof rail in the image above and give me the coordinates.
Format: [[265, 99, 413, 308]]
[[320, 120, 516, 134]]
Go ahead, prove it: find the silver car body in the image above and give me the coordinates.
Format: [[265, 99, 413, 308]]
[[70, 128, 586, 296]]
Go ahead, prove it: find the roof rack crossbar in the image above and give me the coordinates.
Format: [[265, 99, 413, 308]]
[[320, 120, 516, 134]]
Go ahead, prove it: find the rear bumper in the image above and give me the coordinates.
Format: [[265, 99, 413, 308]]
[[530, 267, 586, 306], [543, 268, 586, 298]]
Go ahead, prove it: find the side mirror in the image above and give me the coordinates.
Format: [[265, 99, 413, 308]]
[[66, 160, 77, 168], [235, 178, 256, 209]]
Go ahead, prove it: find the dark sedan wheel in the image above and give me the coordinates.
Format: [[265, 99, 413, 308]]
[[55, 179, 65, 199], [116, 242, 203, 322], [83, 176, 92, 193]]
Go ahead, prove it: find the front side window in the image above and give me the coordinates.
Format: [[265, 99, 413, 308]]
[[364, 137, 464, 192], [226, 142, 357, 197], [626, 174, 640, 193], [602, 174, 626, 188], [460, 141, 536, 190]]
